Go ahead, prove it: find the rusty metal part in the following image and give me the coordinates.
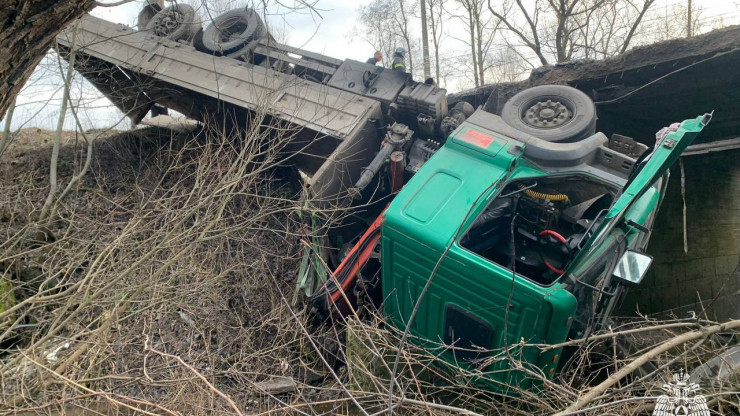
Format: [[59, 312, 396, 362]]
[[389, 151, 406, 193]]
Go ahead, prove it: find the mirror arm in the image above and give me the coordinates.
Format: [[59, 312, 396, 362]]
[[570, 274, 618, 297], [625, 219, 649, 234], [625, 219, 652, 247]]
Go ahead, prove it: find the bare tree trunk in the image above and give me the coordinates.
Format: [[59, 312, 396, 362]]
[[56, 101, 93, 203], [420, 0, 431, 80], [39, 39, 78, 223], [396, 0, 414, 75], [427, 0, 443, 85], [554, 0, 568, 62], [0, 0, 96, 119], [474, 10, 485, 86], [467, 12, 479, 87], [686, 0, 692, 37], [0, 97, 16, 157], [620, 0, 655, 53], [434, 49, 440, 85]]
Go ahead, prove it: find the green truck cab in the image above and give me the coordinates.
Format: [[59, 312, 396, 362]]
[[381, 105, 709, 390]]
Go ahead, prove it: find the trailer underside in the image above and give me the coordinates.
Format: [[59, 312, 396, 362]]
[[58, 15, 385, 205]]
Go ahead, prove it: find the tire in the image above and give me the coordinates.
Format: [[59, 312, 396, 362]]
[[136, 0, 162, 30], [202, 8, 266, 55], [192, 27, 210, 54], [145, 4, 201, 42], [501, 85, 597, 143], [224, 39, 262, 60]]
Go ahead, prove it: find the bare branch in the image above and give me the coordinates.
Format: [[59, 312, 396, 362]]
[[95, 0, 138, 6]]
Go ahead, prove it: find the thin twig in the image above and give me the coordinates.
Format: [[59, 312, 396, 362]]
[[147, 343, 246, 416], [554, 319, 740, 414]]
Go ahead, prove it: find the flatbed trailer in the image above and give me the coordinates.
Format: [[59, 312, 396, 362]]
[[56, 13, 447, 204]]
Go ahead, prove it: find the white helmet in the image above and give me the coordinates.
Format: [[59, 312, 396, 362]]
[[395, 46, 406, 56]]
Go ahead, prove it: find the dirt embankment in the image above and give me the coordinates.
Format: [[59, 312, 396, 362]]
[[0, 126, 333, 414]]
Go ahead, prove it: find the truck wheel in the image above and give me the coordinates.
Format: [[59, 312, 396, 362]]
[[192, 27, 209, 53], [145, 4, 201, 42], [501, 85, 597, 142], [136, 0, 162, 30], [202, 8, 266, 55]]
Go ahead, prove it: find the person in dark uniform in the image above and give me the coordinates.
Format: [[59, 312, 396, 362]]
[[366, 50, 382, 65], [391, 47, 406, 72]]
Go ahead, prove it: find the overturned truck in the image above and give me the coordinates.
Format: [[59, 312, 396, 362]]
[[57, 4, 710, 391]]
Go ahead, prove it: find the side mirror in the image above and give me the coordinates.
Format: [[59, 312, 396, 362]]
[[613, 250, 653, 286]]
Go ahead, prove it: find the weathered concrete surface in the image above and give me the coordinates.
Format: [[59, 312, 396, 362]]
[[449, 25, 740, 144], [620, 149, 740, 320]]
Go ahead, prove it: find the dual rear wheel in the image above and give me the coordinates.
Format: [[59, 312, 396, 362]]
[[144, 4, 200, 42], [143, 6, 267, 56], [143, 6, 596, 143]]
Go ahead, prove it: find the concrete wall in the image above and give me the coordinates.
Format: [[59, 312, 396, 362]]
[[619, 149, 740, 320]]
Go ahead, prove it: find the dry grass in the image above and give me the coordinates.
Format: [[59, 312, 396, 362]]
[[0, 118, 737, 416], [0, 118, 324, 414]]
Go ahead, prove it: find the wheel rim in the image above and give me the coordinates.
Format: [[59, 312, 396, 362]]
[[153, 10, 184, 37], [522, 98, 573, 129]]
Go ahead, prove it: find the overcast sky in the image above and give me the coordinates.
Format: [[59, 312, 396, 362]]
[[4, 0, 739, 131], [92, 0, 377, 62], [92, 0, 740, 77]]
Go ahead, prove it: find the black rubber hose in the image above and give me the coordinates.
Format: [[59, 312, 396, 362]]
[[354, 143, 394, 191]]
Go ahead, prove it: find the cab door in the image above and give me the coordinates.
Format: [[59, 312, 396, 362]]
[[438, 243, 577, 390], [566, 114, 710, 333], [586, 114, 710, 255]]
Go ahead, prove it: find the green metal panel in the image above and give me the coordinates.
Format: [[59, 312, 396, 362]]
[[623, 186, 661, 247], [582, 115, 708, 256], [382, 122, 577, 391], [625, 186, 660, 226], [607, 118, 704, 218], [381, 114, 708, 392], [403, 172, 463, 224]]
